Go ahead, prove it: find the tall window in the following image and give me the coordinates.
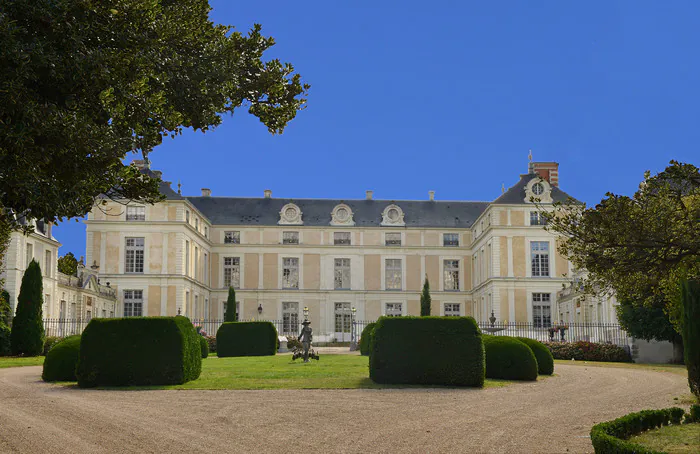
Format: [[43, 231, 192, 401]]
[[334, 302, 352, 335], [282, 258, 299, 289], [443, 233, 460, 247], [26, 243, 33, 268], [532, 293, 552, 327], [283, 231, 299, 245], [204, 226, 209, 239], [444, 303, 461, 316], [385, 259, 402, 290], [44, 250, 52, 278], [385, 233, 402, 246], [185, 240, 190, 276], [195, 218, 199, 231], [194, 246, 199, 279], [123, 290, 143, 317], [194, 295, 199, 319], [282, 302, 299, 334], [334, 232, 351, 245], [125, 237, 145, 273], [185, 210, 190, 224], [530, 211, 547, 226], [126, 206, 145, 221], [531, 241, 550, 277], [334, 258, 351, 289], [443, 260, 459, 291], [224, 231, 240, 244], [385, 302, 402, 317], [223, 257, 240, 288], [203, 253, 209, 285]]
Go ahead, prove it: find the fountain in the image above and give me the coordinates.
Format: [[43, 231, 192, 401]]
[[481, 310, 506, 334]]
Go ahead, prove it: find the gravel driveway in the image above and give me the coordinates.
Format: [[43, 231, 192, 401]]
[[0, 363, 687, 453]]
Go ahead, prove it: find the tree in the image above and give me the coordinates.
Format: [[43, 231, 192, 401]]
[[10, 260, 45, 356], [224, 287, 237, 322], [0, 289, 11, 327], [57, 252, 79, 276], [0, 0, 309, 229], [680, 278, 699, 398], [420, 277, 431, 316], [545, 161, 700, 332]]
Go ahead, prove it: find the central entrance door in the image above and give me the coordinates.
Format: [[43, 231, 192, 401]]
[[334, 302, 352, 342]]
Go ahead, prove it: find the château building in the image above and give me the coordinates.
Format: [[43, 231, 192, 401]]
[[84, 159, 578, 340]]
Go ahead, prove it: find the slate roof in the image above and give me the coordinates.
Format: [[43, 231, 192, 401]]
[[492, 173, 578, 205]]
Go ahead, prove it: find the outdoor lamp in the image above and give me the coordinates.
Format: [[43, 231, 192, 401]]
[[303, 306, 309, 318], [351, 307, 356, 315], [257, 304, 263, 315]]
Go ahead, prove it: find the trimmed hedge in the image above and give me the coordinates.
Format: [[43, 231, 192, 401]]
[[359, 322, 376, 356], [545, 341, 632, 362], [42, 335, 81, 382], [216, 321, 278, 357], [517, 337, 554, 375], [369, 316, 484, 387], [200, 336, 209, 359], [590, 407, 690, 453], [0, 323, 10, 356], [483, 336, 538, 381], [76, 316, 201, 387], [43, 336, 64, 356]]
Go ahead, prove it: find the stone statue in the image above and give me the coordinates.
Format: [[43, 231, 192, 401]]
[[293, 319, 319, 362]]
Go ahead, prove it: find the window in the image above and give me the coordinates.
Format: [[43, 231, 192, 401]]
[[222, 301, 240, 319], [334, 302, 352, 335], [530, 211, 547, 226], [36, 220, 46, 234], [443, 260, 460, 291], [443, 233, 460, 247], [223, 257, 240, 288], [203, 253, 208, 285], [44, 250, 52, 278], [195, 218, 199, 231], [385, 233, 402, 246], [224, 231, 241, 244], [185, 240, 190, 276], [102, 309, 107, 318], [385, 259, 402, 290], [532, 293, 552, 328], [385, 302, 403, 317], [204, 226, 209, 238], [125, 237, 145, 273], [444, 303, 461, 316], [123, 290, 143, 317], [86, 310, 92, 321], [26, 243, 33, 268], [126, 206, 146, 221], [185, 210, 190, 224], [194, 246, 199, 279], [531, 241, 550, 277], [334, 258, 351, 289], [44, 294, 50, 316], [333, 232, 351, 245], [283, 231, 299, 245], [194, 295, 199, 319], [282, 257, 299, 289], [282, 302, 299, 334]]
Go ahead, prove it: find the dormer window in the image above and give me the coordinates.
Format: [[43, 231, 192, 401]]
[[126, 206, 145, 221]]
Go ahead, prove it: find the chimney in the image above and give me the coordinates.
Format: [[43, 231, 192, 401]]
[[366, 190, 373, 200], [201, 188, 212, 197], [264, 189, 272, 198], [531, 162, 560, 187], [428, 190, 435, 201]]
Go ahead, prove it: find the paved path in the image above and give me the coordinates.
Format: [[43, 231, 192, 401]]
[[0, 363, 687, 453]]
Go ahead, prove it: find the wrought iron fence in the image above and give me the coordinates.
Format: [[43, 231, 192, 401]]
[[43, 318, 91, 337], [476, 321, 629, 346]]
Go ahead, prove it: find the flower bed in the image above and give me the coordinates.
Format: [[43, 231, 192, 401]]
[[544, 341, 631, 362]]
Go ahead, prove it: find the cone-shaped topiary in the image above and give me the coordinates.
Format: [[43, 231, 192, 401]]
[[420, 277, 431, 316], [517, 337, 554, 375], [483, 335, 538, 381], [10, 260, 45, 356], [680, 278, 700, 398], [224, 287, 237, 322], [200, 335, 209, 359], [42, 335, 81, 382], [359, 322, 376, 356]]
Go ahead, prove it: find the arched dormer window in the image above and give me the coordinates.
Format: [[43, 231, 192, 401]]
[[381, 204, 405, 227]]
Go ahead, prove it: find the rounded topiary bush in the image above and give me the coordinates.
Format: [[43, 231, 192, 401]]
[[42, 335, 81, 382], [359, 322, 376, 356], [483, 335, 538, 381], [517, 337, 554, 375], [200, 336, 209, 359]]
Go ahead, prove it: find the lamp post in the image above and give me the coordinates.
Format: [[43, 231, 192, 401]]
[[257, 303, 263, 321], [349, 307, 358, 351]]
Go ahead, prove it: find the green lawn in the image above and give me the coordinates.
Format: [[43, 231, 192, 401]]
[[630, 423, 700, 453], [554, 359, 688, 376], [0, 356, 44, 368]]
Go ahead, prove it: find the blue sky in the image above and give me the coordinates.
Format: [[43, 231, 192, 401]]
[[54, 1, 699, 258]]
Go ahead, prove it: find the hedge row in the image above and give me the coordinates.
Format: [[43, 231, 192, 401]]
[[216, 321, 277, 357], [369, 316, 484, 387], [42, 335, 81, 382], [359, 322, 376, 356], [482, 336, 538, 381], [544, 341, 631, 362], [77, 316, 201, 387], [590, 406, 698, 453], [517, 337, 554, 375]]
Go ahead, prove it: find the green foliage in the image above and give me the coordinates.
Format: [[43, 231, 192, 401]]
[[546, 161, 700, 333], [617, 296, 681, 343], [0, 323, 10, 356], [76, 316, 201, 387], [369, 316, 485, 387], [216, 322, 278, 357], [482, 336, 538, 381], [0, 0, 309, 227], [359, 322, 376, 356], [0, 289, 11, 326], [42, 336, 64, 356], [204, 335, 216, 353], [516, 337, 554, 375], [544, 341, 632, 362], [199, 336, 209, 359], [57, 252, 78, 276], [590, 407, 690, 454], [224, 287, 237, 322], [42, 335, 80, 382], [680, 278, 700, 397], [420, 278, 431, 316], [10, 260, 44, 356], [687, 404, 700, 423]]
